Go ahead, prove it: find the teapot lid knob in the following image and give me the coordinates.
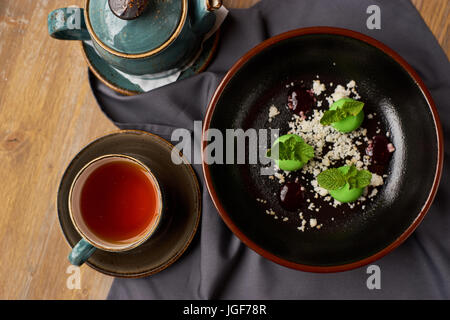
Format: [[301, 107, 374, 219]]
[[108, 0, 149, 20]]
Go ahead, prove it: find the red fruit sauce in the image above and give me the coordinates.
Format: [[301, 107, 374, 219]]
[[287, 85, 316, 116], [279, 181, 305, 211]]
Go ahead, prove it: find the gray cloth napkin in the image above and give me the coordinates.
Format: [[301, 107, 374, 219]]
[[89, 0, 450, 299]]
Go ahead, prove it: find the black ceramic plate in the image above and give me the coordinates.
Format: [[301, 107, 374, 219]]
[[203, 27, 443, 272], [58, 130, 201, 277]]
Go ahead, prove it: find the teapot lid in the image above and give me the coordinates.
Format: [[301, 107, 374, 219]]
[[86, 0, 187, 57]]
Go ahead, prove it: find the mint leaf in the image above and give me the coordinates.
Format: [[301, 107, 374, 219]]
[[353, 169, 372, 189], [345, 166, 372, 189], [320, 98, 364, 126], [317, 168, 346, 190], [295, 142, 315, 164], [347, 176, 358, 189], [340, 99, 364, 116], [266, 135, 314, 166], [318, 165, 373, 191], [320, 110, 339, 125], [344, 165, 358, 179]]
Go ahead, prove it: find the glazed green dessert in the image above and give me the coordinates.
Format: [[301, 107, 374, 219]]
[[320, 98, 364, 133], [266, 134, 314, 171], [329, 182, 364, 203], [317, 165, 372, 203], [330, 103, 364, 133]]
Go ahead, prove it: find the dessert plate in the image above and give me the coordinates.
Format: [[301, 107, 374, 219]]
[[81, 30, 220, 95], [203, 27, 443, 272], [58, 130, 201, 277]]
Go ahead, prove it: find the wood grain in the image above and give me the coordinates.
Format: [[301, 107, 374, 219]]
[[412, 0, 449, 55], [0, 0, 448, 300], [0, 0, 116, 300]]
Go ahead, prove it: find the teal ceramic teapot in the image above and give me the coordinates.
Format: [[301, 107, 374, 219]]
[[48, 0, 222, 75]]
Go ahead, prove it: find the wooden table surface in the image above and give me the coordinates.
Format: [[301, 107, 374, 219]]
[[0, 0, 448, 300]]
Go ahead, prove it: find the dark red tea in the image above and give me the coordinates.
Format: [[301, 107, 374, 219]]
[[79, 159, 159, 243]]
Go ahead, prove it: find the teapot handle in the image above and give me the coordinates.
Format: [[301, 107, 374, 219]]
[[192, 0, 222, 35], [48, 7, 91, 41]]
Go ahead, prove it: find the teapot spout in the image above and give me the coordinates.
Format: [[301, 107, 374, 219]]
[[191, 0, 222, 35]]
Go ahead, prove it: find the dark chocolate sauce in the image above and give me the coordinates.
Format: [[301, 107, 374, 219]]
[[279, 182, 304, 211]]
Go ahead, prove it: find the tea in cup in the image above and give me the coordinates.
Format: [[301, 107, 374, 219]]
[[68, 154, 163, 266]]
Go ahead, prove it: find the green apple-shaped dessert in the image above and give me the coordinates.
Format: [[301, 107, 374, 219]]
[[266, 134, 314, 171], [320, 98, 364, 133], [317, 165, 372, 203]]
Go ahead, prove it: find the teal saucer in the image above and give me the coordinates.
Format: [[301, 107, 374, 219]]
[[82, 30, 220, 95]]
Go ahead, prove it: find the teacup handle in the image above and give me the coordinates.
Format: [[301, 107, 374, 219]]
[[68, 239, 96, 266], [48, 8, 91, 40]]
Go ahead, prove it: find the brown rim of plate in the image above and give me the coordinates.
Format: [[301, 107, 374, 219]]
[[202, 26, 444, 273], [58, 129, 202, 278], [84, 0, 188, 59], [80, 30, 221, 96]]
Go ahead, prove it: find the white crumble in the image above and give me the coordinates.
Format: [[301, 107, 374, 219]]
[[262, 77, 391, 232], [331, 85, 351, 103], [268, 105, 280, 122], [368, 188, 378, 198], [370, 173, 384, 187], [333, 199, 342, 207], [312, 80, 326, 96], [347, 80, 356, 89], [288, 109, 370, 179], [274, 172, 285, 184]]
